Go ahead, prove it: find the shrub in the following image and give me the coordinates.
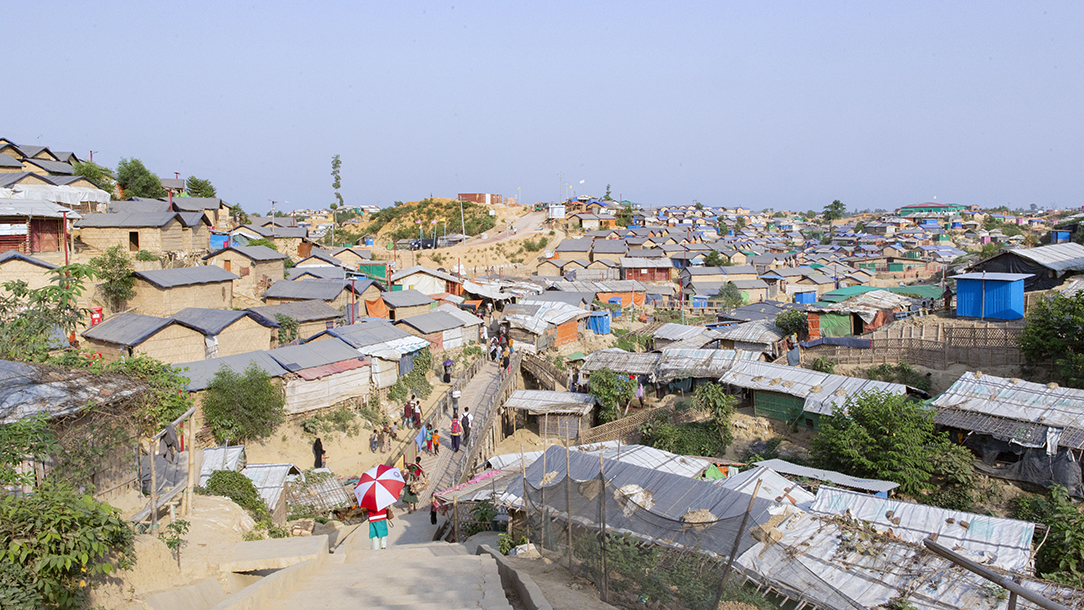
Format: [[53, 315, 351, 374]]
[[774, 308, 808, 337], [134, 249, 159, 261], [202, 470, 269, 519], [811, 356, 836, 374], [90, 245, 134, 311], [202, 362, 286, 444], [590, 368, 635, 424], [866, 361, 932, 392], [274, 314, 299, 344], [301, 407, 360, 437]]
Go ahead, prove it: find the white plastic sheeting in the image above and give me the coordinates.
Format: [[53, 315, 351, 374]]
[[811, 487, 1035, 572], [284, 366, 370, 415], [0, 184, 109, 208], [930, 371, 1084, 431], [719, 360, 908, 416], [716, 466, 816, 510]]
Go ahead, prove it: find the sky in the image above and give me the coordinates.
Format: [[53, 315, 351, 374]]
[[4, 2, 1083, 213]]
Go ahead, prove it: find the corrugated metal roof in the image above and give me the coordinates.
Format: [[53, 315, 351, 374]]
[[1007, 242, 1084, 272], [242, 463, 302, 513], [930, 371, 1084, 431], [382, 289, 435, 308], [135, 266, 238, 288], [950, 272, 1033, 281], [654, 323, 707, 342], [199, 446, 246, 485], [176, 351, 289, 391], [580, 349, 660, 375], [504, 300, 589, 335], [504, 390, 596, 415], [754, 458, 898, 493], [715, 466, 816, 509], [0, 360, 147, 424], [551, 279, 646, 293], [293, 356, 370, 381], [719, 360, 908, 416], [714, 320, 784, 345], [809, 289, 917, 323], [433, 304, 483, 327], [655, 349, 759, 383], [522, 291, 593, 307], [267, 337, 362, 371]]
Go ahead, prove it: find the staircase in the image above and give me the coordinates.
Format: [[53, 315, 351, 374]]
[[262, 543, 513, 610]]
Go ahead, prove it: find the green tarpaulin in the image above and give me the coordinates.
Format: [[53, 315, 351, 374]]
[[818, 313, 853, 337]]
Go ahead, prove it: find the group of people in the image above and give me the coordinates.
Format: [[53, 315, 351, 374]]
[[369, 422, 396, 454], [401, 394, 422, 430], [488, 331, 514, 373]]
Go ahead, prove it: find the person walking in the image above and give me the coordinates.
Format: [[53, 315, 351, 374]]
[[412, 400, 422, 430], [451, 389, 461, 416], [312, 438, 325, 469], [425, 426, 434, 455], [450, 416, 462, 453], [462, 407, 472, 447], [432, 428, 440, 454], [402, 400, 412, 430], [367, 506, 390, 550], [402, 457, 425, 514], [501, 347, 510, 374], [636, 382, 645, 408]]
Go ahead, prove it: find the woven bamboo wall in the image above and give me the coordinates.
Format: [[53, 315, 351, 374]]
[[298, 319, 334, 340], [216, 316, 274, 357], [129, 279, 233, 317]]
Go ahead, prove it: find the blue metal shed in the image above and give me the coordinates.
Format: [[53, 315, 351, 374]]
[[586, 311, 611, 334], [950, 272, 1032, 320], [793, 291, 817, 305], [1052, 231, 1071, 244], [692, 295, 709, 308]]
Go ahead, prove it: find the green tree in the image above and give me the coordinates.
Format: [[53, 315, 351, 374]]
[[695, 383, 737, 449], [115, 158, 166, 198], [822, 199, 846, 222], [331, 154, 343, 208], [1012, 486, 1084, 587], [603, 184, 613, 201], [774, 308, 808, 337], [90, 245, 135, 311], [185, 175, 216, 198], [811, 390, 967, 496], [703, 250, 725, 267], [590, 368, 635, 424], [72, 161, 116, 197], [231, 204, 251, 225], [1018, 292, 1084, 388], [708, 282, 744, 309], [0, 264, 95, 362], [694, 201, 704, 210], [202, 362, 286, 443]]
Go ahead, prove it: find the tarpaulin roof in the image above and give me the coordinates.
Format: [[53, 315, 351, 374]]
[[176, 351, 289, 391], [171, 308, 279, 335], [247, 301, 342, 323], [504, 390, 595, 415], [715, 466, 816, 510], [293, 356, 370, 381], [579, 349, 661, 375], [654, 322, 708, 342], [433, 303, 484, 327], [654, 349, 760, 383], [395, 310, 466, 334], [719, 360, 908, 416], [434, 470, 518, 504], [135, 265, 239, 288], [752, 458, 898, 493], [381, 289, 435, 308], [810, 486, 1035, 572], [267, 337, 362, 371], [808, 289, 918, 323], [713, 320, 784, 345], [1005, 242, 1084, 272], [0, 250, 57, 269], [0, 197, 83, 219], [82, 312, 174, 346], [199, 445, 246, 485], [0, 360, 148, 424], [242, 463, 302, 513], [504, 301, 589, 335], [930, 371, 1084, 431]]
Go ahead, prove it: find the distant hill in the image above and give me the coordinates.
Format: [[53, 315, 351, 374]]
[[361, 198, 496, 241]]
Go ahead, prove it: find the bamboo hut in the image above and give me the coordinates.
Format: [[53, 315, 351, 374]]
[[246, 301, 343, 341], [82, 313, 208, 364], [504, 390, 596, 440], [203, 245, 287, 298], [128, 266, 238, 317], [76, 212, 185, 253]]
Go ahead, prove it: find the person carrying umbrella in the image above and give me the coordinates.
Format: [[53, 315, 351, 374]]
[[443, 359, 454, 383], [355, 464, 405, 550]]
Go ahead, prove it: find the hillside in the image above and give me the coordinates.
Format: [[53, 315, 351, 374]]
[[362, 198, 497, 241]]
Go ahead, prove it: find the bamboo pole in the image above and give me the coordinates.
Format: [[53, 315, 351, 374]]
[[716, 478, 763, 602], [453, 496, 459, 542], [184, 415, 196, 516], [540, 448, 546, 551], [599, 453, 608, 603], [149, 440, 157, 528], [566, 446, 573, 577]]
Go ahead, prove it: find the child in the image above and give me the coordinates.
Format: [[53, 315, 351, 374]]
[[425, 426, 434, 454], [369, 431, 379, 453], [432, 429, 440, 455]]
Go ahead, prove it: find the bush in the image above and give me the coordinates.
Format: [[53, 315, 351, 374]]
[[590, 368, 635, 424], [90, 245, 134, 311], [202, 362, 286, 443], [866, 361, 932, 392], [202, 470, 269, 518], [775, 308, 808, 337], [134, 249, 159, 261], [810, 356, 836, 374], [274, 314, 298, 344], [0, 480, 135, 610], [301, 407, 360, 437]]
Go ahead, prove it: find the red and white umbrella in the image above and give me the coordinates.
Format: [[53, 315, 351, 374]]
[[354, 465, 405, 511]]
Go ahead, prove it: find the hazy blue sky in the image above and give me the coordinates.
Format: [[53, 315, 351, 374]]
[[5, 2, 1082, 213]]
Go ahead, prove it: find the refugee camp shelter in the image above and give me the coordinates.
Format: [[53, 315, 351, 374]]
[[713, 320, 786, 357], [380, 288, 436, 320], [128, 266, 238, 316], [307, 319, 429, 389], [805, 290, 917, 338], [170, 308, 279, 357], [203, 245, 287, 297], [504, 390, 596, 439], [930, 371, 1084, 496], [246, 301, 342, 341], [501, 301, 589, 354], [177, 351, 288, 393], [266, 337, 372, 415], [390, 265, 463, 296], [395, 310, 477, 353], [261, 278, 372, 310], [719, 360, 909, 430], [76, 212, 185, 253], [0, 198, 78, 254], [0, 250, 56, 291], [950, 272, 1031, 320], [82, 313, 207, 364], [240, 463, 302, 526], [578, 349, 661, 381], [654, 349, 760, 394], [969, 241, 1084, 291]]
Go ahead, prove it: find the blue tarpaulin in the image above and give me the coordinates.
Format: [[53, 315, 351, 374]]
[[586, 311, 611, 334]]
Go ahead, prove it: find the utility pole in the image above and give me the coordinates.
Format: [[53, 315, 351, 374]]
[[459, 198, 466, 236], [269, 200, 277, 239]]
